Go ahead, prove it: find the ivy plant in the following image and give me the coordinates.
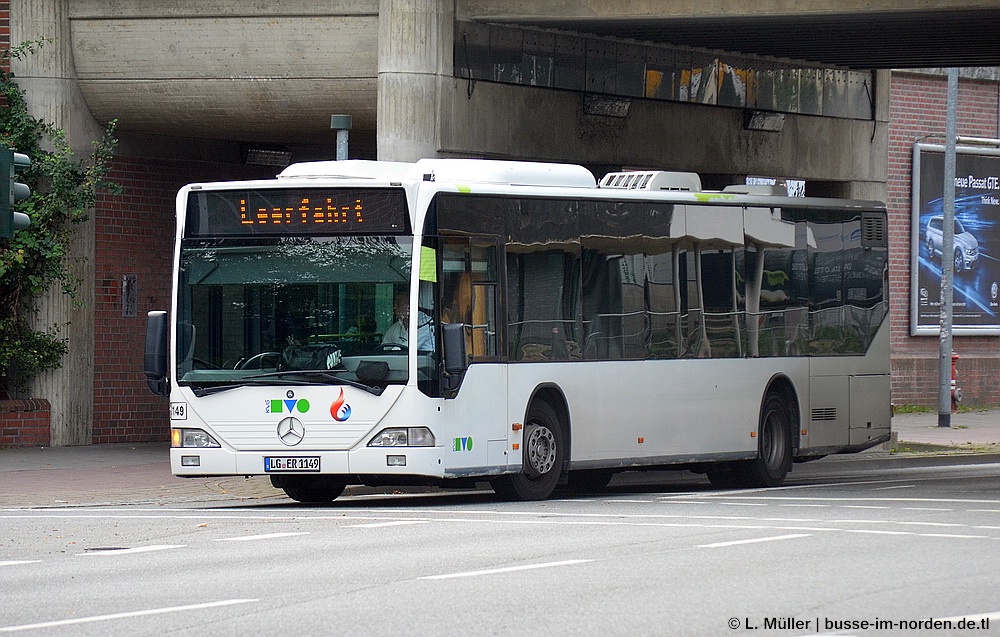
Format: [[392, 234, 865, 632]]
[[0, 39, 120, 398]]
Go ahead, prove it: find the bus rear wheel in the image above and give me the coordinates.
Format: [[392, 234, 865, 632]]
[[741, 391, 792, 487], [271, 475, 347, 503], [707, 391, 792, 489], [492, 401, 565, 501]]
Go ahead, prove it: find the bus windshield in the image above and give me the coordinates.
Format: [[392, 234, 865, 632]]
[[175, 235, 430, 392]]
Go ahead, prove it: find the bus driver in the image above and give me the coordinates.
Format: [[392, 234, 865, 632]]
[[382, 291, 435, 351]]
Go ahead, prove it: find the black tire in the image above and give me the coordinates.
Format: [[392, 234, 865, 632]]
[[706, 464, 741, 489], [492, 401, 565, 501], [561, 469, 614, 494], [271, 475, 347, 503], [735, 391, 793, 487]]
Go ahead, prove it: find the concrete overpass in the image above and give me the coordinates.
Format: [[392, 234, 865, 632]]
[[14, 1, 1000, 193]]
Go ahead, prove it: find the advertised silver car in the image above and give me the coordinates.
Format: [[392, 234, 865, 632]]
[[925, 215, 979, 272]]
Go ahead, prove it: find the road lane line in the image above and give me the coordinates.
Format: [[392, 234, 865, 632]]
[[75, 545, 185, 556], [0, 599, 257, 633], [844, 530, 914, 536], [344, 520, 429, 528], [685, 495, 1000, 504], [780, 504, 831, 508], [0, 561, 40, 567], [698, 533, 811, 548], [938, 611, 1000, 623], [215, 532, 309, 542], [420, 559, 592, 580]]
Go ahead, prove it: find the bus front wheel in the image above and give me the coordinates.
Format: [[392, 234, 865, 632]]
[[492, 401, 565, 501], [271, 475, 347, 503]]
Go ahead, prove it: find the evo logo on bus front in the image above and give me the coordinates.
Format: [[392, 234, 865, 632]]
[[267, 398, 310, 414], [453, 437, 474, 452]]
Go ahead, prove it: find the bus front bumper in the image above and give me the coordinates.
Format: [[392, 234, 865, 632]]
[[170, 446, 447, 478]]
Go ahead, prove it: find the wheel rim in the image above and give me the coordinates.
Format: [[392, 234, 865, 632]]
[[955, 250, 963, 272], [525, 425, 557, 478]]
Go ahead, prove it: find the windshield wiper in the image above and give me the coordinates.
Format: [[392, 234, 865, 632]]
[[241, 370, 383, 395], [189, 370, 383, 398], [191, 378, 314, 397]]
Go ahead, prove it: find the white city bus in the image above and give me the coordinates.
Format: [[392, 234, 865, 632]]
[[144, 158, 891, 502]]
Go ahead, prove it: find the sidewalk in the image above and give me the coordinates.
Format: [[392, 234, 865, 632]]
[[2, 410, 998, 508], [888, 408, 1000, 451]]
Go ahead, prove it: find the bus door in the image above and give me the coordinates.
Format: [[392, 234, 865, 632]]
[[438, 237, 509, 469]]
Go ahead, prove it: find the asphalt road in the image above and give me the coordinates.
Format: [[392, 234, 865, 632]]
[[2, 456, 999, 636]]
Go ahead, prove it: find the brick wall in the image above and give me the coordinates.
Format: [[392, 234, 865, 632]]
[[1, 2, 9, 104], [0, 2, 9, 74], [92, 155, 273, 443], [0, 399, 50, 447], [888, 71, 1000, 406]]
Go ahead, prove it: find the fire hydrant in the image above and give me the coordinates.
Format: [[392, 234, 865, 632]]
[[951, 351, 963, 409]]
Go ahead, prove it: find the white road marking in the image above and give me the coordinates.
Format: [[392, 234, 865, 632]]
[[685, 494, 1000, 505], [0, 599, 257, 633], [344, 520, 429, 528], [420, 559, 592, 580], [873, 484, 916, 490], [699, 533, 811, 548], [215, 532, 309, 542], [6, 506, 1000, 541], [901, 507, 953, 512], [0, 561, 40, 567], [75, 544, 185, 556], [938, 611, 1000, 623], [780, 504, 831, 508], [844, 529, 914, 536]]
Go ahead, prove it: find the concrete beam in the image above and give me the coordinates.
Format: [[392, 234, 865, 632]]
[[458, 0, 1000, 19]]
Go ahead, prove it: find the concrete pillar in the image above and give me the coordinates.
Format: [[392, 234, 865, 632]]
[[377, 0, 454, 161], [11, 0, 104, 445]]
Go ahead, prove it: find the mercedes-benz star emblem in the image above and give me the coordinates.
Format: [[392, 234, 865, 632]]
[[277, 417, 305, 446]]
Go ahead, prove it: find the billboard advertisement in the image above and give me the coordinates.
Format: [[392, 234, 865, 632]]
[[911, 143, 1000, 335]]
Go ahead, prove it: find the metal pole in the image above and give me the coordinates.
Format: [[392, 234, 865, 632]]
[[330, 114, 353, 161], [336, 130, 349, 161], [938, 69, 958, 428]]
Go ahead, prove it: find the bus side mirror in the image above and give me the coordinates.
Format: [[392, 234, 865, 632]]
[[144, 310, 169, 396], [442, 322, 467, 397]]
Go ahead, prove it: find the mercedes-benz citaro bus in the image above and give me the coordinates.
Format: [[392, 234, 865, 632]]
[[144, 158, 891, 503]]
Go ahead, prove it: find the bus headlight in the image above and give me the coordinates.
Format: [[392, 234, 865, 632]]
[[368, 427, 435, 447], [171, 428, 221, 448]]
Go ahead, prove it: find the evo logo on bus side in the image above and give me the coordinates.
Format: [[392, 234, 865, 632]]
[[453, 437, 474, 452]]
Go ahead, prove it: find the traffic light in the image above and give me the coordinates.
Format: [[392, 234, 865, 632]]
[[0, 148, 31, 238]]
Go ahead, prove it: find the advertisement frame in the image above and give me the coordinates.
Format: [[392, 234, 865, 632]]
[[910, 142, 1000, 336]]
